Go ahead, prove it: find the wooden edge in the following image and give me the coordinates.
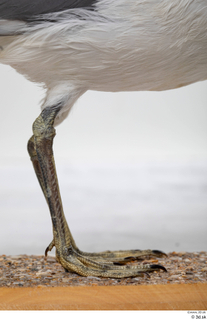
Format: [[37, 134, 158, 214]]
[[0, 283, 206, 310]]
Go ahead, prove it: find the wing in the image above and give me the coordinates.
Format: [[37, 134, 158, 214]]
[[0, 0, 97, 21]]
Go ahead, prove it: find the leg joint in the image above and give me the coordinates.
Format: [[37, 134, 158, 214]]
[[27, 135, 37, 160], [32, 106, 61, 140]]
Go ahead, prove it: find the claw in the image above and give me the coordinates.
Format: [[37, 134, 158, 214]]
[[150, 264, 167, 272], [113, 262, 125, 266], [152, 250, 168, 257], [45, 246, 49, 257], [124, 256, 136, 261], [44, 240, 55, 259]]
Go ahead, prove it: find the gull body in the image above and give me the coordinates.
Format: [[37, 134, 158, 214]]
[[0, 0, 207, 124]]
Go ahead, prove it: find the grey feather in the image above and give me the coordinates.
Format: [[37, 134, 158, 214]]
[[0, 0, 97, 21]]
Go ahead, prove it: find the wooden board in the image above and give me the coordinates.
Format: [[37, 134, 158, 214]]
[[0, 283, 206, 310]]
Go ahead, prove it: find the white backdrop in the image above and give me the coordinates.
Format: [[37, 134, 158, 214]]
[[0, 64, 207, 255]]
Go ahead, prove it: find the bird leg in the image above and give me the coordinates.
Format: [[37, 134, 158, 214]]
[[28, 106, 167, 278]]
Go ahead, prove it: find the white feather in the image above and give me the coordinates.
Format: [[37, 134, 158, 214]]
[[0, 0, 207, 125], [0, 19, 26, 35]]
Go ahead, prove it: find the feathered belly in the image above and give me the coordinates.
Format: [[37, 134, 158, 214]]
[[2, 34, 206, 92], [1, 2, 207, 92]]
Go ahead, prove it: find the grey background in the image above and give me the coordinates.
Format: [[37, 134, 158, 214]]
[[0, 64, 206, 256]]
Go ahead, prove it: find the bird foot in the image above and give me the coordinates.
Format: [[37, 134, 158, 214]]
[[45, 243, 167, 278]]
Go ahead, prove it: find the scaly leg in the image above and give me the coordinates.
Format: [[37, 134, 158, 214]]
[[28, 106, 167, 277]]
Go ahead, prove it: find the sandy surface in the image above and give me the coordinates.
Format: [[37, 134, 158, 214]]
[[0, 251, 206, 287]]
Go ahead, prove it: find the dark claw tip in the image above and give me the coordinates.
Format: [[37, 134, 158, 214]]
[[124, 256, 136, 261], [45, 247, 49, 257], [150, 264, 167, 272], [152, 250, 168, 257]]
